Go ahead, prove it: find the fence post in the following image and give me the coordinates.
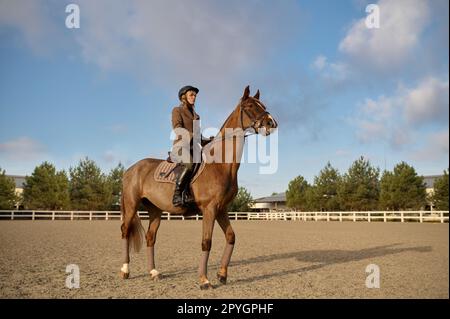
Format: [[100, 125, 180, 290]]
[[400, 211, 404, 223], [326, 212, 329, 222], [235, 213, 238, 221], [420, 211, 423, 223], [368, 212, 371, 223], [52, 211, 55, 221], [384, 212, 387, 222], [106, 211, 109, 221], [168, 213, 171, 221], [71, 211, 73, 221], [353, 212, 356, 222], [196, 214, 199, 221], [11, 211, 14, 220], [339, 212, 342, 222], [89, 211, 92, 221], [441, 211, 444, 223], [32, 211, 35, 221]]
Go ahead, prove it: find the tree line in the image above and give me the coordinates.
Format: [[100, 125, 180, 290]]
[[0, 158, 124, 210], [0, 158, 254, 212], [1, 156, 448, 212], [286, 156, 449, 211]]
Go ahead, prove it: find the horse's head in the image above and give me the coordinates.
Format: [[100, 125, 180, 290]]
[[239, 85, 278, 136]]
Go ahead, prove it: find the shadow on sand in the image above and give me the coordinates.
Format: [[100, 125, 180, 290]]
[[130, 244, 431, 284]]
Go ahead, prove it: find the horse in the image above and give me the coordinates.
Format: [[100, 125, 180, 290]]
[[119, 85, 278, 289]]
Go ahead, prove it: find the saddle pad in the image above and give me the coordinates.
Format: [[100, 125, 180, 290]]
[[154, 161, 205, 184]]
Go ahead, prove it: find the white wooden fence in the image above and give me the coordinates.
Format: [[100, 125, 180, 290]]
[[0, 210, 448, 223]]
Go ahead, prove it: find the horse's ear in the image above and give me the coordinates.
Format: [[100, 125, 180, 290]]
[[254, 89, 260, 100], [242, 85, 250, 100]]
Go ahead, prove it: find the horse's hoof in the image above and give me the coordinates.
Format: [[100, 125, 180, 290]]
[[150, 269, 161, 281], [120, 271, 129, 279], [151, 274, 161, 281], [200, 282, 214, 290], [217, 273, 227, 285]]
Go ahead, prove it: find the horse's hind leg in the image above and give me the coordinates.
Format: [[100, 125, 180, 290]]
[[143, 200, 162, 281], [119, 193, 139, 279]]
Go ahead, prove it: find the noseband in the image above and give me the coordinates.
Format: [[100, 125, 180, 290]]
[[239, 103, 270, 136]]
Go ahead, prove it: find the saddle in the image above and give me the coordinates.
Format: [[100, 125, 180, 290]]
[[154, 160, 205, 184]]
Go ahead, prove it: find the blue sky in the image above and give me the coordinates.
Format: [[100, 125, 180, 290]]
[[0, 0, 448, 198]]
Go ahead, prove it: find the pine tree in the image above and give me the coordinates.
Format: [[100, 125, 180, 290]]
[[227, 187, 254, 212], [432, 170, 449, 211], [379, 162, 426, 210], [0, 168, 19, 209], [338, 156, 380, 211], [69, 157, 113, 210], [22, 162, 70, 210], [286, 175, 311, 211], [107, 162, 125, 210], [314, 162, 341, 211]]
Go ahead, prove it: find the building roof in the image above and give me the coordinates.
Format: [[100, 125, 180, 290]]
[[423, 175, 444, 189], [6, 175, 26, 189], [255, 192, 286, 203]]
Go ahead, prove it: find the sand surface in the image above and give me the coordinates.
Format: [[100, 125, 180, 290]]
[[0, 220, 448, 298]]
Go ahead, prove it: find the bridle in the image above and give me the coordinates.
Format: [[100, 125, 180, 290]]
[[207, 99, 272, 145], [239, 101, 271, 138]]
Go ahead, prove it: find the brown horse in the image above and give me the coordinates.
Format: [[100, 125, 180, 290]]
[[119, 85, 278, 289]]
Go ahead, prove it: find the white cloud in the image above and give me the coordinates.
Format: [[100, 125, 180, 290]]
[[339, 0, 430, 70], [411, 129, 449, 161], [403, 77, 449, 126], [312, 55, 327, 70], [356, 120, 388, 143], [0, 136, 47, 160], [354, 76, 449, 148], [71, 0, 304, 107], [0, 0, 61, 54], [0, 0, 304, 109], [311, 55, 349, 81]]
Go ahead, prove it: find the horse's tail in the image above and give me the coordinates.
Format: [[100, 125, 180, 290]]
[[129, 213, 145, 253], [120, 192, 145, 253]]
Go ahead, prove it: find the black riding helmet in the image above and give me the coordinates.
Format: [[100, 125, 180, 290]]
[[178, 85, 199, 100]]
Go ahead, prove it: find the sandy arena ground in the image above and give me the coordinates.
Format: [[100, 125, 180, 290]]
[[0, 220, 448, 298]]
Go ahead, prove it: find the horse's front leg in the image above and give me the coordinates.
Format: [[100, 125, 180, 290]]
[[216, 212, 235, 284], [198, 206, 217, 290]]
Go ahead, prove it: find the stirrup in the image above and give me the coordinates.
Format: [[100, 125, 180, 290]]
[[172, 190, 183, 207], [182, 190, 195, 205]]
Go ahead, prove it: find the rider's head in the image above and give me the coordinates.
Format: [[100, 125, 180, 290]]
[[178, 85, 199, 106]]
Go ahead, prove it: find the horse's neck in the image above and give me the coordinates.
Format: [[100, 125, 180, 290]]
[[208, 106, 244, 178]]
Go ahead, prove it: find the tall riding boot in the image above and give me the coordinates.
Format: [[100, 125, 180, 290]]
[[172, 164, 194, 207]]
